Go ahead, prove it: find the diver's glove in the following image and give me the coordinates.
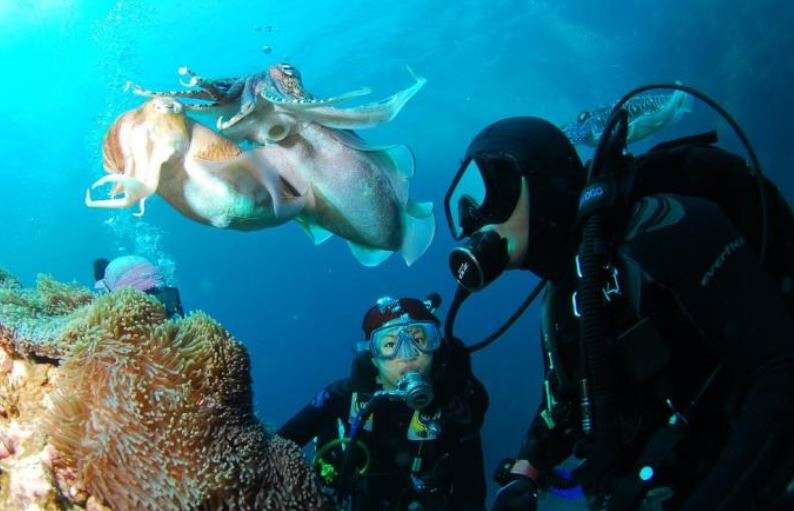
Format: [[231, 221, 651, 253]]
[[491, 474, 538, 511]]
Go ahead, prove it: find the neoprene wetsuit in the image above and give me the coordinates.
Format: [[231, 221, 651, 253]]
[[522, 193, 794, 510], [279, 340, 489, 511]]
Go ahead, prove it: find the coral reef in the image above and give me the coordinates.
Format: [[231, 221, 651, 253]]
[[0, 273, 93, 360], [0, 270, 325, 510]]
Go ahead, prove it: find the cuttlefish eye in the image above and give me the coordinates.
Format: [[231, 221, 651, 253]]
[[152, 98, 182, 114], [578, 111, 591, 122]]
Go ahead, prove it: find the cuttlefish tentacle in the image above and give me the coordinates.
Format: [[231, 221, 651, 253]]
[[126, 82, 228, 112], [276, 68, 426, 130]]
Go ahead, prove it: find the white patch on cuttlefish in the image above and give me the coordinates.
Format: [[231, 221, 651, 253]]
[[182, 160, 248, 228]]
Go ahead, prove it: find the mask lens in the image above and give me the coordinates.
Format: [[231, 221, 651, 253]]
[[371, 322, 441, 359], [448, 159, 487, 238], [374, 327, 400, 358]]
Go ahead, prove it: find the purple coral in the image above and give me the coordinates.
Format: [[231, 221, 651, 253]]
[[94, 255, 163, 293]]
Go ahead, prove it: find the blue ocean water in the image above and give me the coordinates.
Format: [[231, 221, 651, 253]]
[[1, 0, 791, 507]]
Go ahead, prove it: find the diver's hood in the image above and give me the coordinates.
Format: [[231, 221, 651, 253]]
[[463, 117, 585, 280], [350, 352, 379, 393]]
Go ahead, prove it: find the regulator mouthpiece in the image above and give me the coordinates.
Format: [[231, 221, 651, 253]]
[[449, 230, 510, 291], [396, 371, 434, 410]]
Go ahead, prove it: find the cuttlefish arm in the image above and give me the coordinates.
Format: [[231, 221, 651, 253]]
[[262, 86, 372, 108], [126, 66, 245, 111], [84, 174, 154, 217], [176, 66, 241, 100], [217, 76, 260, 130], [274, 68, 426, 130], [127, 82, 230, 113], [85, 139, 173, 217], [218, 77, 372, 131], [126, 81, 217, 102]]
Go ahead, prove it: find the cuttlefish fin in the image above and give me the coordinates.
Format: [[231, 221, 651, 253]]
[[330, 129, 414, 172], [278, 68, 426, 129], [400, 200, 435, 266], [346, 201, 435, 266], [347, 242, 394, 267], [330, 129, 415, 205], [295, 215, 334, 245], [373, 142, 415, 206]]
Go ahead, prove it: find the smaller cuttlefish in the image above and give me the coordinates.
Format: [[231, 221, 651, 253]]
[[562, 89, 693, 146], [128, 63, 427, 147], [84, 98, 434, 267]]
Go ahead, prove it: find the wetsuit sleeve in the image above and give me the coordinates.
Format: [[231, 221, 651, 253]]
[[277, 380, 349, 447], [517, 329, 577, 475], [517, 399, 576, 475], [621, 194, 794, 510]]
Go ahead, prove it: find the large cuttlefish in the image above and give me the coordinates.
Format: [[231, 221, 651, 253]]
[[84, 97, 434, 267], [127, 62, 427, 146], [562, 89, 693, 146]]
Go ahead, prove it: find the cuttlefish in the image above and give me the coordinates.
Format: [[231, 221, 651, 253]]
[[128, 62, 427, 146], [84, 97, 434, 267], [562, 89, 693, 146]]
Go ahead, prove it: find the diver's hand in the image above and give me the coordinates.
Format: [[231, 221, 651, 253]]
[[491, 475, 538, 511]]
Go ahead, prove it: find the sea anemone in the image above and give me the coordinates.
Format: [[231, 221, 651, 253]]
[[44, 289, 325, 510], [0, 270, 324, 510], [0, 272, 93, 358]]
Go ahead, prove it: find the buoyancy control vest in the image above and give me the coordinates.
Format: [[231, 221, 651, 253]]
[[625, 131, 794, 317]]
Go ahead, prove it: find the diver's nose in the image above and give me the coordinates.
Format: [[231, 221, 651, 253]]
[[396, 343, 419, 361]]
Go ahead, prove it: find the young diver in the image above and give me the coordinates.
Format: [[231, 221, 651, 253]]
[[444, 114, 794, 510], [93, 255, 184, 318], [278, 295, 489, 510]]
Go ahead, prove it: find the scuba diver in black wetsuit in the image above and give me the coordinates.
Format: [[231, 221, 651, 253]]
[[278, 294, 489, 511], [93, 255, 184, 318], [442, 85, 794, 510]]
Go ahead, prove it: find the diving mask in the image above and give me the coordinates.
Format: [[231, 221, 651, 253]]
[[369, 319, 441, 360], [444, 155, 523, 240]]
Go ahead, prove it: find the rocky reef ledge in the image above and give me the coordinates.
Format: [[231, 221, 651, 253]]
[[0, 269, 325, 511]]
